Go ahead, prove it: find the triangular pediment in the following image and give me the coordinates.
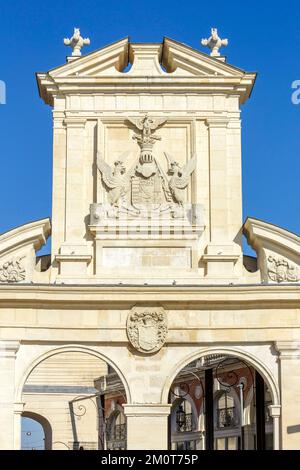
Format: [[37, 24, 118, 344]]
[[45, 36, 249, 79], [37, 37, 256, 105], [161, 37, 246, 77], [48, 37, 130, 78]]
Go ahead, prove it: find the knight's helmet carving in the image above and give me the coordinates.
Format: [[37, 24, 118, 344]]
[[139, 141, 154, 164]]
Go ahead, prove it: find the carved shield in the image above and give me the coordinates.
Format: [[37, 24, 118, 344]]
[[126, 306, 167, 354], [138, 323, 158, 351], [131, 174, 164, 208]]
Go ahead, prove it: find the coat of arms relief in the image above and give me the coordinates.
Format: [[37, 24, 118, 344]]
[[126, 305, 168, 354], [267, 255, 300, 283], [93, 114, 196, 221]]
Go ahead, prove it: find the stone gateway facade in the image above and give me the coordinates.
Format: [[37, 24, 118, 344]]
[[0, 30, 300, 450]]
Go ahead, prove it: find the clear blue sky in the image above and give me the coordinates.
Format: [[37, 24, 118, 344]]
[[21, 417, 45, 450], [1, 0, 300, 256]]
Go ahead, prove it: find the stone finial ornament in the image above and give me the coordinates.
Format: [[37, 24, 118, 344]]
[[201, 28, 228, 57], [64, 27, 90, 57]]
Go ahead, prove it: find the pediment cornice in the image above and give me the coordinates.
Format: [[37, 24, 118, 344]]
[[244, 217, 300, 284], [36, 37, 256, 106]]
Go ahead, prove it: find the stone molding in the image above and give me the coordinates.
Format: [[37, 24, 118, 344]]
[[13, 402, 25, 415], [123, 404, 171, 417], [244, 218, 300, 259], [37, 37, 256, 106], [244, 218, 300, 284], [0, 218, 51, 259], [205, 117, 230, 128], [275, 341, 300, 359], [0, 341, 20, 358], [268, 405, 281, 418], [0, 284, 300, 307]]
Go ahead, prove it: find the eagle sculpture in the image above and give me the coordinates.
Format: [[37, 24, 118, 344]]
[[164, 152, 196, 205], [96, 151, 134, 205]]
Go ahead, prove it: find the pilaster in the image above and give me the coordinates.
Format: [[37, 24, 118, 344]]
[[275, 341, 300, 449], [13, 402, 25, 450], [55, 118, 92, 278], [202, 117, 241, 279], [123, 404, 171, 450], [0, 341, 20, 450]]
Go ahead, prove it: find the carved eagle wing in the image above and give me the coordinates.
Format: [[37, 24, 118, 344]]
[[114, 150, 131, 163], [169, 154, 196, 190], [96, 153, 120, 189], [150, 117, 167, 130], [127, 117, 167, 131], [127, 117, 144, 130], [181, 154, 196, 179]]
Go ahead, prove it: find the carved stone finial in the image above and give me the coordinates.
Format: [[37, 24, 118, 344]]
[[201, 28, 228, 57], [63, 27, 90, 57]]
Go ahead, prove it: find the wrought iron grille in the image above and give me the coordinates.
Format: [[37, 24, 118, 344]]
[[217, 407, 235, 428], [113, 423, 126, 441], [177, 413, 193, 432], [106, 423, 127, 450]]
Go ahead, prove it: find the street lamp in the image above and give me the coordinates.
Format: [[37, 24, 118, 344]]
[[176, 405, 186, 430]]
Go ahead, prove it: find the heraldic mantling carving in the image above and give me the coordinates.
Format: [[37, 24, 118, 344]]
[[127, 305, 168, 354]]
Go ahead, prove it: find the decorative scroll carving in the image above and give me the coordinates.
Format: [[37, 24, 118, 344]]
[[267, 255, 300, 283], [0, 257, 25, 283], [201, 28, 228, 57], [95, 114, 196, 220], [127, 306, 167, 354], [64, 28, 90, 57]]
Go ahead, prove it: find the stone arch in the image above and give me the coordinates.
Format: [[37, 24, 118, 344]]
[[22, 411, 52, 450], [16, 345, 131, 403], [161, 346, 280, 407]]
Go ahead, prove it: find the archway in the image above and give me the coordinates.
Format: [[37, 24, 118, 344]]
[[19, 348, 128, 450], [167, 353, 276, 450], [21, 413, 51, 450]]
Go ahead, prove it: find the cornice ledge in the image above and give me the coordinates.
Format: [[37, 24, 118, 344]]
[[274, 341, 300, 359], [0, 283, 300, 308], [123, 404, 171, 417], [0, 218, 51, 257], [0, 340, 20, 358], [244, 217, 300, 251]]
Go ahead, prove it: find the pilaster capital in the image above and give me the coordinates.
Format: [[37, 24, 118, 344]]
[[123, 404, 171, 417], [205, 117, 229, 128], [63, 117, 87, 129], [268, 404, 281, 418], [274, 341, 300, 359], [0, 341, 20, 358], [14, 402, 25, 415]]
